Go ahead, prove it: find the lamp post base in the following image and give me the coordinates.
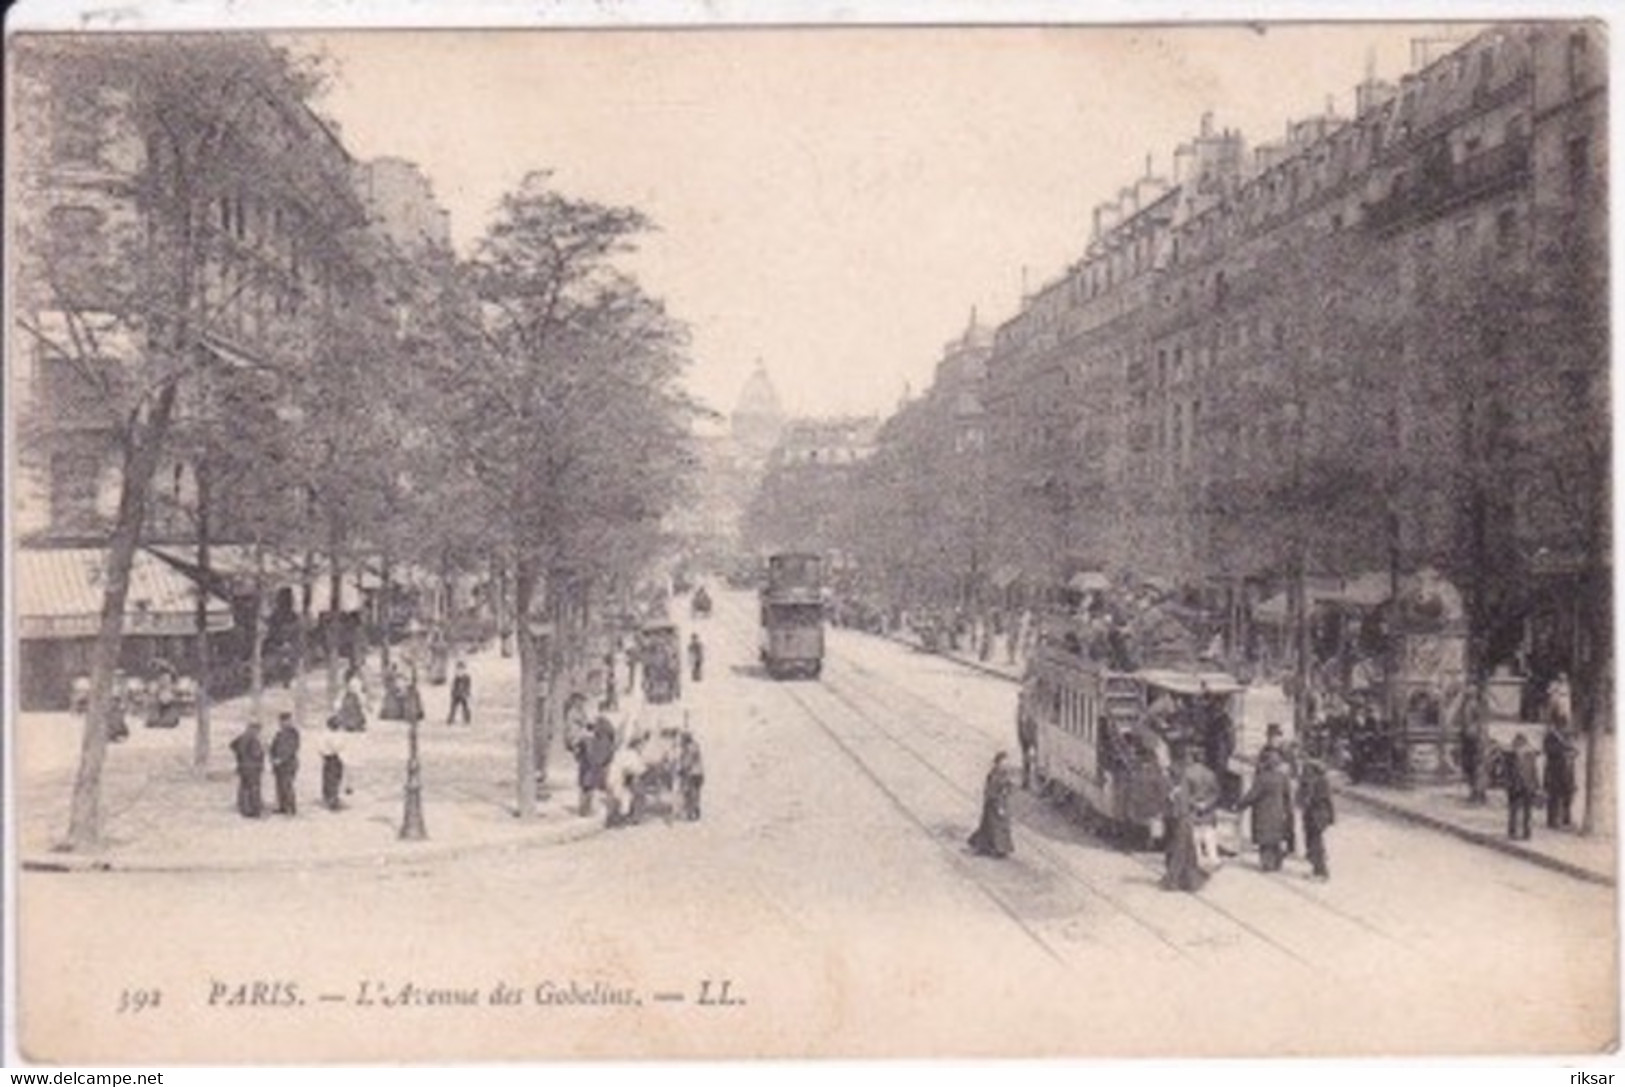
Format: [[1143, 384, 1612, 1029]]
[[401, 717, 428, 840]]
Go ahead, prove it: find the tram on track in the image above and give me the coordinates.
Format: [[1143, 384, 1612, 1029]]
[[1021, 642, 1245, 848], [759, 552, 825, 679]]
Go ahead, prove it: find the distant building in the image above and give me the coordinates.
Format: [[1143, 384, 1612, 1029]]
[[357, 156, 452, 255], [770, 416, 880, 469], [743, 412, 881, 559], [668, 363, 787, 567]]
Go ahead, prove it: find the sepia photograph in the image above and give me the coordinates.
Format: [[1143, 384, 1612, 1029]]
[[4, 3, 1617, 1069]]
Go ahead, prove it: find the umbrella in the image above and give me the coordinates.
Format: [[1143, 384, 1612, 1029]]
[[1068, 571, 1110, 593]]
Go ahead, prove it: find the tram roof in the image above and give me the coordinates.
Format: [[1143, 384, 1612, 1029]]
[[1133, 669, 1245, 696]]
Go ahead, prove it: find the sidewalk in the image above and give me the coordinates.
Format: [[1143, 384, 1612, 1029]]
[[1331, 773, 1616, 886], [16, 646, 604, 873], [876, 628, 1617, 886]]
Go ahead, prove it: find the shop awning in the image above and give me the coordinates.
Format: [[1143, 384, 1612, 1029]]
[[18, 547, 232, 640]]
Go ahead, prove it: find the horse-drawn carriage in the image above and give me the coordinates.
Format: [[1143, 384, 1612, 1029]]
[[638, 622, 683, 704]]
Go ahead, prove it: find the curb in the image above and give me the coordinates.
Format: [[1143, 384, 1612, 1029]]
[[1326, 781, 1616, 887], [878, 631, 1022, 685], [884, 630, 1616, 888], [20, 808, 608, 876]]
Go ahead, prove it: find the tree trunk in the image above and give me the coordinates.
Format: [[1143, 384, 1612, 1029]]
[[249, 540, 265, 726], [191, 453, 213, 772], [1580, 484, 1613, 838], [514, 560, 538, 818], [499, 555, 514, 659], [65, 382, 179, 850], [325, 524, 344, 705], [380, 550, 393, 674], [293, 552, 315, 729], [1291, 550, 1311, 737]]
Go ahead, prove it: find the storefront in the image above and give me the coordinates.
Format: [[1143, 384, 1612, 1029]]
[[17, 547, 232, 711]]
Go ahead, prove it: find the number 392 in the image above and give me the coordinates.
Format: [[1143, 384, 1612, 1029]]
[[117, 988, 161, 1014]]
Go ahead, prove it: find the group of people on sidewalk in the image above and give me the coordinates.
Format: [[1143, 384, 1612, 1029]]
[[228, 714, 307, 819], [1461, 718, 1580, 841], [564, 692, 708, 829], [225, 659, 477, 820]]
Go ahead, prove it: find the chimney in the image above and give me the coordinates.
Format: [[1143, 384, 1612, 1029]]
[[1200, 111, 1214, 138]]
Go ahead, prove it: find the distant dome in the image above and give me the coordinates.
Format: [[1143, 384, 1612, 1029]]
[[734, 363, 782, 421], [731, 362, 784, 458]]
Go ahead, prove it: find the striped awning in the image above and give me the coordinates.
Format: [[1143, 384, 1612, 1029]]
[[16, 547, 232, 639]]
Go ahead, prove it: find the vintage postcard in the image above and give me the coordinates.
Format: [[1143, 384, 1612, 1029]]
[[6, 6, 1617, 1067]]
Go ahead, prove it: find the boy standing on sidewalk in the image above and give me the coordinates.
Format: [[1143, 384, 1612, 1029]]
[[447, 660, 473, 725]]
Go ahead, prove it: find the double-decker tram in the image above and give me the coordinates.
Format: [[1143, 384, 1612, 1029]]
[[758, 552, 825, 679], [1021, 641, 1245, 848]]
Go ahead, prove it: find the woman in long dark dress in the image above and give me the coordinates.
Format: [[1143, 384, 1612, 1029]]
[[968, 752, 1016, 858], [1162, 749, 1208, 892]]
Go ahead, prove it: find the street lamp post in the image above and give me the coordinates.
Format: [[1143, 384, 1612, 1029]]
[[399, 665, 427, 840]]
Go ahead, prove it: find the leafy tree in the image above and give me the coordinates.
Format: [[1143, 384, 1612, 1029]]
[[423, 172, 698, 816], [12, 35, 351, 849]]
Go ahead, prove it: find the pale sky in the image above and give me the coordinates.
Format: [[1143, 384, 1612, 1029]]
[[299, 23, 1466, 422]]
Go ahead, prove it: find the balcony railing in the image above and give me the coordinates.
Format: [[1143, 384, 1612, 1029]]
[[1365, 140, 1530, 233]]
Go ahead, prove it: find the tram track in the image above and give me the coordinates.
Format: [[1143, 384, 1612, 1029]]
[[823, 645, 1439, 969], [814, 653, 1314, 970], [706, 606, 1078, 968], [709, 595, 1437, 976], [711, 603, 1303, 969]]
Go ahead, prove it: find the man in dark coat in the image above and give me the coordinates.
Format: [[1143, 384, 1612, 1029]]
[[678, 731, 706, 821], [1542, 723, 1576, 830], [230, 720, 266, 818], [968, 752, 1016, 858], [688, 633, 705, 684], [1298, 758, 1336, 880], [1016, 698, 1039, 791], [1506, 733, 1540, 840], [269, 712, 300, 816], [1235, 750, 1294, 872]]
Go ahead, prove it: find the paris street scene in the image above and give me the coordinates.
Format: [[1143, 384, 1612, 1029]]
[[6, 19, 1616, 1065]]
